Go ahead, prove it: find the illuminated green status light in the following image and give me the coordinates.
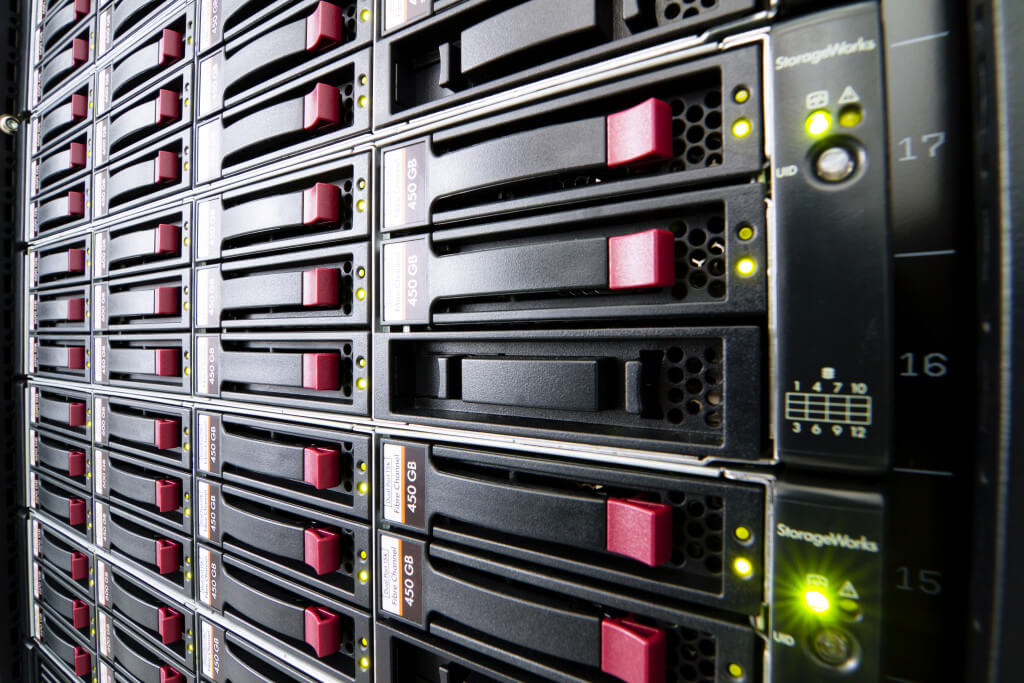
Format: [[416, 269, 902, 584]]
[[733, 557, 753, 578], [732, 118, 752, 138], [736, 258, 757, 277], [806, 110, 831, 137], [359, 657, 371, 670], [805, 589, 831, 613]]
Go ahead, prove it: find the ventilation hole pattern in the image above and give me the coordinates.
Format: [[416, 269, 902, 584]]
[[340, 441, 355, 492], [667, 87, 724, 171], [340, 342, 354, 396], [662, 490, 725, 576], [658, 0, 720, 24], [341, 178, 355, 232], [342, 3, 357, 41], [669, 213, 727, 301], [340, 81, 356, 127], [666, 626, 718, 683], [661, 342, 724, 431]]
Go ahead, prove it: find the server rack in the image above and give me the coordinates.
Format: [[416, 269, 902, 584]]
[[1, 0, 1021, 681]]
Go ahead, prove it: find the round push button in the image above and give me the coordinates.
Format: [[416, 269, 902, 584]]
[[814, 145, 857, 183]]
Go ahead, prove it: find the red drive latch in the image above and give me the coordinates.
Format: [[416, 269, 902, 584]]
[[72, 646, 91, 676], [160, 665, 184, 683], [156, 89, 180, 124], [67, 191, 85, 216], [303, 83, 341, 130], [67, 248, 86, 272], [71, 38, 88, 66], [302, 353, 340, 390], [68, 401, 87, 427], [155, 539, 181, 575], [154, 479, 181, 513], [70, 551, 88, 580], [304, 606, 342, 658], [71, 598, 89, 629], [154, 286, 180, 315], [303, 446, 341, 490], [73, 0, 90, 20], [302, 183, 341, 224], [306, 2, 344, 51], [606, 98, 673, 168], [154, 223, 180, 255], [154, 150, 179, 183], [67, 346, 85, 369], [154, 418, 180, 450], [158, 606, 184, 644], [304, 527, 341, 575], [302, 268, 340, 307], [68, 498, 86, 526], [69, 141, 86, 168], [66, 450, 86, 477], [154, 348, 180, 377], [158, 29, 184, 65], [608, 229, 675, 290], [606, 497, 672, 567], [67, 297, 85, 321], [601, 617, 666, 683], [70, 93, 88, 120]]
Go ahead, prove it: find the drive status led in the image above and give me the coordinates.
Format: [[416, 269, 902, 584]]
[[806, 110, 831, 137]]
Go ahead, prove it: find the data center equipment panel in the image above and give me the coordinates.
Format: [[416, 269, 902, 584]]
[[7, 0, 1006, 682]]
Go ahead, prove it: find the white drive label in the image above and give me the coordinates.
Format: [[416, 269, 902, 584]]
[[96, 169, 107, 216], [94, 501, 107, 546], [201, 621, 214, 678], [385, 0, 430, 31], [195, 122, 222, 184], [200, 0, 219, 50], [98, 9, 111, 54], [195, 268, 211, 326], [99, 611, 111, 656], [95, 118, 107, 166], [94, 449, 106, 495], [33, 564, 40, 598], [198, 55, 222, 118], [97, 560, 108, 605], [196, 199, 217, 260], [32, 521, 40, 557], [196, 336, 214, 394], [198, 480, 211, 539], [93, 283, 105, 330], [30, 473, 37, 508], [93, 232, 106, 278], [199, 547, 211, 604], [382, 242, 405, 322], [98, 67, 110, 112], [198, 414, 211, 471], [380, 534, 401, 616], [94, 397, 106, 442], [383, 443, 404, 523], [29, 431, 37, 466], [94, 337, 105, 382], [100, 661, 113, 683]]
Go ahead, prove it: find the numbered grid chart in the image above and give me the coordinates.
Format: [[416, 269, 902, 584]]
[[783, 392, 873, 425]]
